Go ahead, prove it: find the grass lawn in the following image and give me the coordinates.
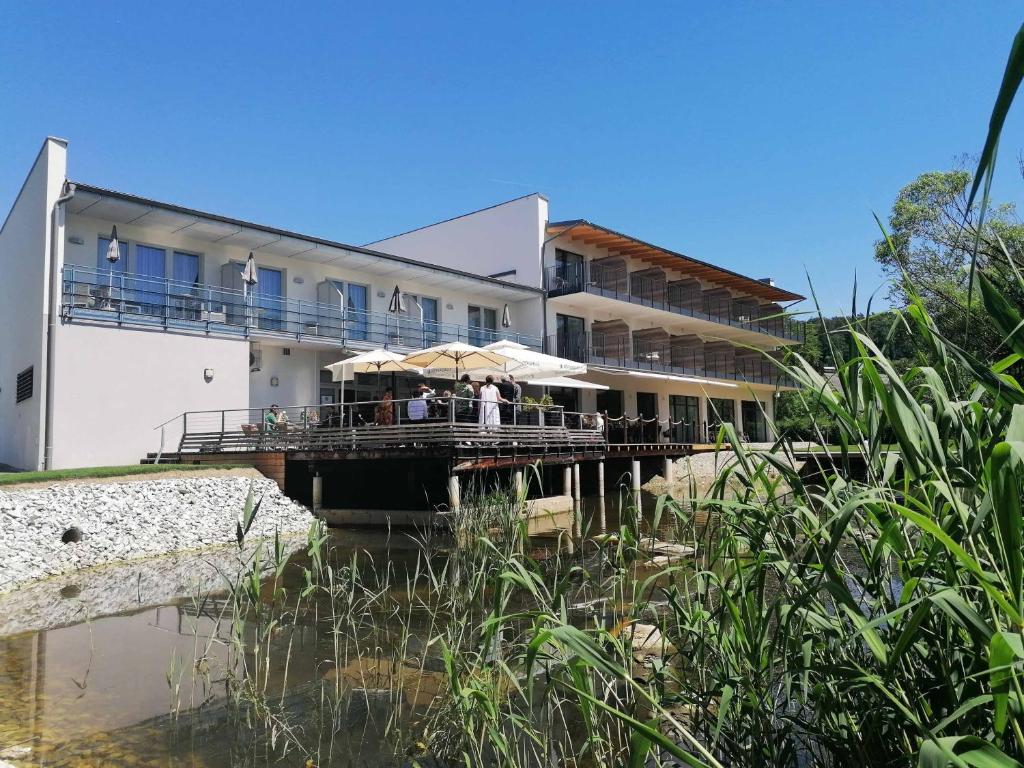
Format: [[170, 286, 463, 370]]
[[0, 463, 249, 487]]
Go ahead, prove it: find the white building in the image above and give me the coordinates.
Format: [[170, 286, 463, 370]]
[[371, 194, 804, 444], [0, 138, 543, 470], [0, 139, 802, 471]]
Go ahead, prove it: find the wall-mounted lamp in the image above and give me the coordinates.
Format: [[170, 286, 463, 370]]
[[446, 303, 454, 310], [293, 276, 304, 284], [203, 368, 215, 382], [270, 376, 279, 387], [68, 235, 84, 245], [376, 290, 386, 298]]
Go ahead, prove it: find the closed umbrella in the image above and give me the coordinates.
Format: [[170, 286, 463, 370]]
[[105, 225, 121, 292], [501, 303, 512, 328], [241, 252, 258, 321]]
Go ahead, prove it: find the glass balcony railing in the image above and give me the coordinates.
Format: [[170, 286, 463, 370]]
[[62, 265, 542, 350], [547, 332, 794, 387], [544, 262, 803, 342]]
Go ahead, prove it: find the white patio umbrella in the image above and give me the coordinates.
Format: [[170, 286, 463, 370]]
[[401, 341, 511, 379], [501, 303, 512, 328], [324, 348, 420, 398], [479, 339, 587, 381]]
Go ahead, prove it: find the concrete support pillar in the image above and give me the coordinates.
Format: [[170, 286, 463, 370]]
[[663, 456, 675, 486], [514, 468, 524, 498], [563, 465, 572, 497], [597, 460, 605, 497], [572, 463, 581, 501], [448, 473, 461, 512], [312, 473, 323, 512], [631, 458, 641, 493]]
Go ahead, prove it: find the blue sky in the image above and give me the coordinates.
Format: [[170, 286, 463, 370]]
[[1, 2, 1020, 313]]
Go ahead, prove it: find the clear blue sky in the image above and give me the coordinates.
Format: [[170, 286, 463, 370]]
[[1, 2, 1021, 313]]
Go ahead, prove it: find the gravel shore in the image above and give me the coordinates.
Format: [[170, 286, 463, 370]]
[[0, 471, 312, 594]]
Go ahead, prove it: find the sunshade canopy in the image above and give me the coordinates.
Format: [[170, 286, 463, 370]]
[[324, 348, 419, 381], [401, 342, 510, 373]]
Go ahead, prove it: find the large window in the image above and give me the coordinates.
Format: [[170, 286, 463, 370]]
[[468, 305, 497, 346], [133, 244, 166, 311], [255, 267, 284, 330]]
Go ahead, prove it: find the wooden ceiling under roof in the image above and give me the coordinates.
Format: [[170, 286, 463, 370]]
[[547, 221, 804, 303]]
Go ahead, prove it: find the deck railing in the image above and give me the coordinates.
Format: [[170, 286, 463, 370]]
[[548, 333, 794, 387], [176, 397, 609, 454], [62, 265, 543, 350], [544, 262, 802, 342]]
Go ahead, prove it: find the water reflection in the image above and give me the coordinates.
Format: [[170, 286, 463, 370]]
[[0, 491, 681, 767]]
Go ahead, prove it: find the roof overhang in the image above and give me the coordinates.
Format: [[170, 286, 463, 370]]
[[66, 183, 543, 302], [547, 220, 804, 303]]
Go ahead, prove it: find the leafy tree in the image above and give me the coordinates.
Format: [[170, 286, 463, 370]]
[[873, 166, 1024, 361]]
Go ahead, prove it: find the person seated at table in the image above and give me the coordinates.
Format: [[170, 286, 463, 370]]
[[303, 407, 320, 428], [264, 405, 281, 429], [275, 407, 296, 431], [408, 393, 427, 421]]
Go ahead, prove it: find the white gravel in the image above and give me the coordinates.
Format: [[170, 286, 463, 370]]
[[0, 475, 312, 594]]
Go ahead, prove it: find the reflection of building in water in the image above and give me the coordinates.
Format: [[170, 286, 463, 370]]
[[0, 631, 46, 748]]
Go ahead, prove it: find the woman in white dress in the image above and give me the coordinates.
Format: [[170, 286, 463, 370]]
[[478, 375, 508, 428]]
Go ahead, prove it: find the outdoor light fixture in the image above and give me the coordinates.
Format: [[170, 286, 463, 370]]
[[203, 368, 214, 382], [270, 376, 279, 387]]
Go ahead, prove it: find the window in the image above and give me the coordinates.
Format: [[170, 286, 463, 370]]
[[172, 252, 200, 285], [468, 305, 497, 346], [741, 400, 768, 442], [669, 395, 699, 443], [398, 294, 439, 346], [15, 367, 33, 403], [255, 267, 284, 330], [708, 398, 735, 437], [133, 244, 166, 311], [346, 283, 369, 341]]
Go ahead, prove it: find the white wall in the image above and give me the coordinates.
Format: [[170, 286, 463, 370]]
[[0, 138, 67, 470], [49, 324, 250, 468], [248, 344, 319, 408], [368, 194, 549, 289]]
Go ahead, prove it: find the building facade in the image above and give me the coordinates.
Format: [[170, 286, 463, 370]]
[[0, 139, 802, 471], [0, 139, 543, 470], [371, 194, 804, 444]]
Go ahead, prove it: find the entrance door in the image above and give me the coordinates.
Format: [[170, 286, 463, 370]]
[[636, 392, 658, 442], [596, 389, 625, 443], [669, 395, 699, 443]]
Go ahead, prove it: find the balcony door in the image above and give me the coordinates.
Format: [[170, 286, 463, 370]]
[[708, 397, 735, 440], [552, 249, 584, 293], [556, 314, 586, 362], [400, 294, 439, 348], [468, 305, 497, 347], [741, 400, 768, 442], [669, 395, 699, 443], [133, 245, 166, 314], [256, 267, 283, 330], [636, 392, 658, 442]]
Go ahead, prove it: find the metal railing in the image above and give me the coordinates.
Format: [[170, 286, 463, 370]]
[[544, 261, 802, 342], [61, 265, 543, 350], [548, 332, 794, 387], [175, 397, 607, 453]]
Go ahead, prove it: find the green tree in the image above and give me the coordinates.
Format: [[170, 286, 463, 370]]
[[873, 167, 1024, 361]]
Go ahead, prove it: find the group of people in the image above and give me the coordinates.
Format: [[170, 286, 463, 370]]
[[366, 374, 523, 427]]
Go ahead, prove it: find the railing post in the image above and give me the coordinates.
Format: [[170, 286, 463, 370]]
[[183, 412, 188, 438], [221, 410, 225, 436], [560, 407, 565, 429]]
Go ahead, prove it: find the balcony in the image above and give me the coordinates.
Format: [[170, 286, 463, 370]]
[[548, 332, 793, 387], [544, 262, 803, 342], [61, 265, 543, 351]]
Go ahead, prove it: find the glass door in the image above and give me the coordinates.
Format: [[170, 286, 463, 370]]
[[708, 397, 735, 440], [741, 400, 768, 442], [556, 314, 586, 362], [468, 305, 497, 346], [256, 267, 283, 330], [346, 283, 368, 341], [133, 245, 166, 315], [669, 395, 699, 443], [636, 392, 658, 442], [554, 249, 584, 292], [171, 251, 200, 320]]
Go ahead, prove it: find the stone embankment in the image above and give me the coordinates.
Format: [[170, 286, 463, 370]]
[[0, 469, 312, 594]]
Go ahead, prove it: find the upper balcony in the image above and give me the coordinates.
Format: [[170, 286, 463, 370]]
[[61, 265, 543, 351], [548, 330, 793, 388], [544, 261, 803, 344]]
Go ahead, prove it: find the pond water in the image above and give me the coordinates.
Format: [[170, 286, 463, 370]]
[[0, 492, 678, 768]]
